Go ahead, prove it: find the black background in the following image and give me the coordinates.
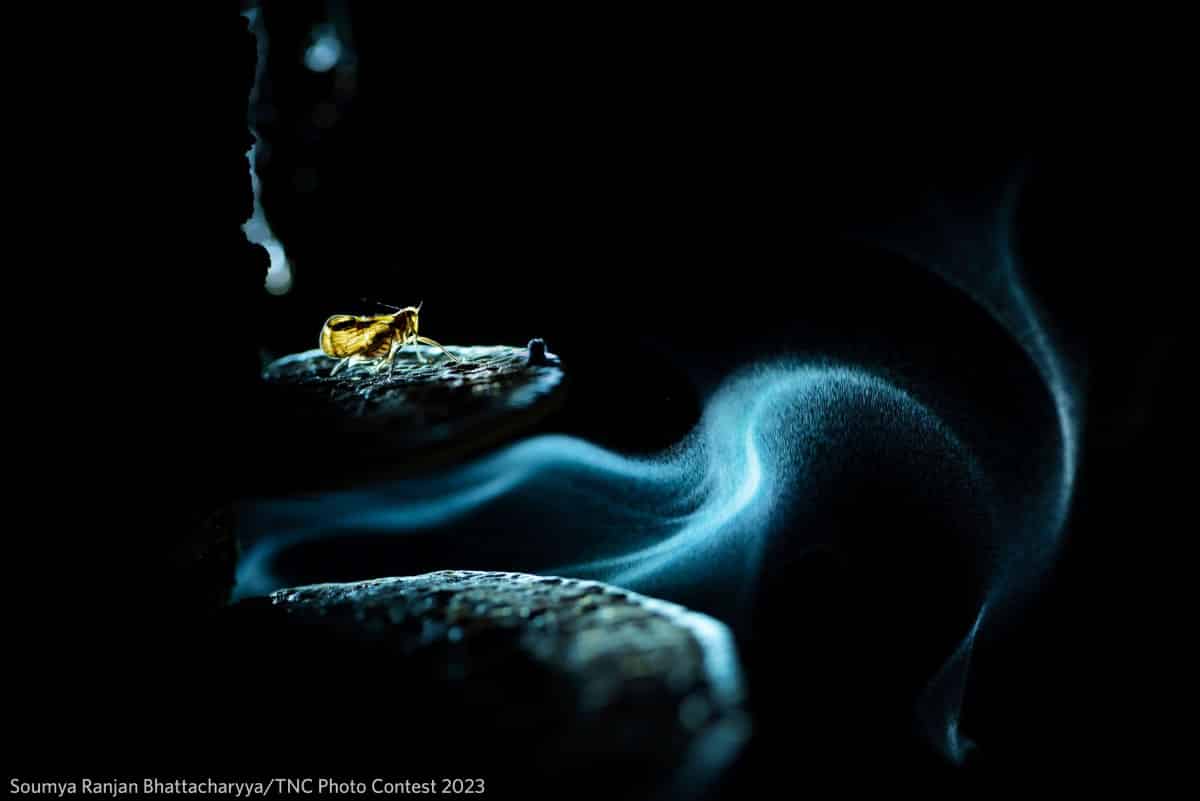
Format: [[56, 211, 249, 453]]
[[13, 4, 1183, 794]]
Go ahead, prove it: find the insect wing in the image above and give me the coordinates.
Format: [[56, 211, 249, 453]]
[[320, 315, 394, 358]]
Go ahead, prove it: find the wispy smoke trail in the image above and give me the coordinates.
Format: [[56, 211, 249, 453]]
[[237, 362, 992, 756], [233, 23, 1071, 751], [860, 173, 1082, 761], [237, 364, 979, 602]]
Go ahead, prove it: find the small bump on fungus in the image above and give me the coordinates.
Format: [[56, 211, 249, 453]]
[[527, 338, 555, 366]]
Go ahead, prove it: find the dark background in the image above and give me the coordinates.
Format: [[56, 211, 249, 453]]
[[15, 4, 1182, 793]]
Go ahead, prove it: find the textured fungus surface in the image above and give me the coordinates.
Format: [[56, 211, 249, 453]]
[[260, 344, 565, 482], [264, 345, 563, 429], [236, 570, 747, 798]]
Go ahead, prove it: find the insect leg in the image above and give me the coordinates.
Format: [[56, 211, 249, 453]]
[[406, 334, 427, 364], [330, 356, 352, 377], [374, 348, 397, 374], [342, 354, 374, 375], [387, 339, 402, 376], [416, 336, 461, 363]]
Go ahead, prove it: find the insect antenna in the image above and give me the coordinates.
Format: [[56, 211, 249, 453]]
[[360, 297, 403, 312]]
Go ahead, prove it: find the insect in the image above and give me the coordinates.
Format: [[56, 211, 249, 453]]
[[319, 301, 461, 376]]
